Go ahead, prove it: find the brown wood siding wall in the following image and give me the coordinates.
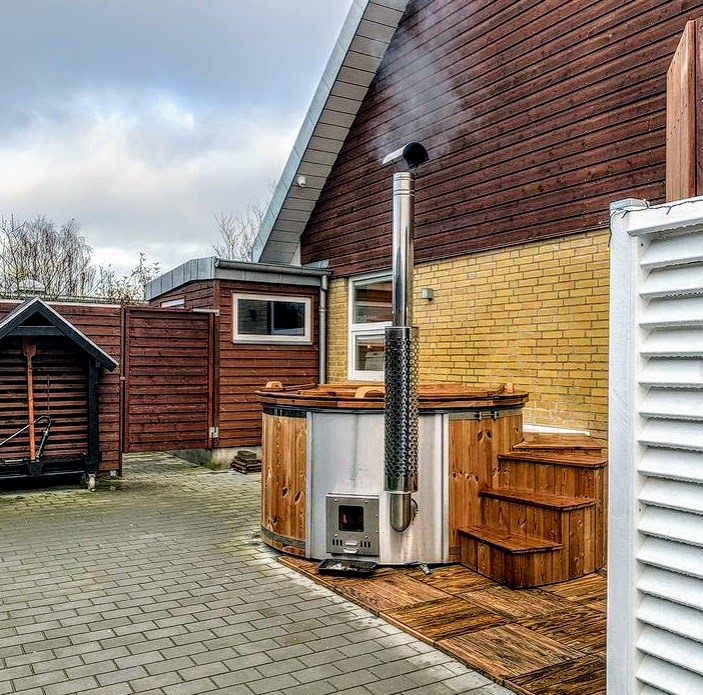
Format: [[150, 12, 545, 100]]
[[150, 280, 216, 310], [0, 302, 122, 471], [301, 0, 703, 276], [216, 280, 319, 447]]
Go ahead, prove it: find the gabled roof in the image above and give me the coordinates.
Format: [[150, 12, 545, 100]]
[[0, 297, 118, 371], [253, 0, 409, 265]]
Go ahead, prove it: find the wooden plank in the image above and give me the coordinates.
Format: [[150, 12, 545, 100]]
[[459, 526, 561, 554], [479, 488, 595, 511], [437, 624, 584, 679], [541, 572, 607, 604], [464, 585, 574, 620], [666, 20, 696, 201], [332, 572, 450, 614], [416, 563, 496, 594], [506, 656, 606, 695], [521, 606, 606, 656], [381, 596, 507, 641]]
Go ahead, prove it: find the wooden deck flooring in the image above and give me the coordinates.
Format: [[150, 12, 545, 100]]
[[279, 558, 606, 695]]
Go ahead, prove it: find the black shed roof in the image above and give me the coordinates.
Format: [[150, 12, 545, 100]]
[[0, 297, 118, 371]]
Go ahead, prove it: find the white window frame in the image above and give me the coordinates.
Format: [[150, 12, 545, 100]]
[[160, 298, 185, 308], [232, 292, 312, 344], [348, 273, 392, 381]]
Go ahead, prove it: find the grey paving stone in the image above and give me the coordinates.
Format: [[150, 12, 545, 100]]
[[0, 454, 511, 695], [471, 684, 515, 694], [43, 675, 99, 695], [247, 673, 299, 694]]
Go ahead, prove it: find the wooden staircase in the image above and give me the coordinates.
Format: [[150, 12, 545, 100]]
[[457, 432, 607, 588]]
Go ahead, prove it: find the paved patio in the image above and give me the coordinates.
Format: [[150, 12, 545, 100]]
[[0, 453, 512, 695]]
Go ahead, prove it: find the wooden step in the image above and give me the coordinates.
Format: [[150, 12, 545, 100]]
[[479, 487, 596, 511], [514, 432, 603, 456], [458, 526, 562, 554], [498, 450, 607, 469]]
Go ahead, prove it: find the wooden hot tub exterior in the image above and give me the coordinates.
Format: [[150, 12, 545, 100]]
[[257, 382, 607, 588], [258, 383, 524, 560]]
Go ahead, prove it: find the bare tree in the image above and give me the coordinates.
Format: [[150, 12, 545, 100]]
[[0, 214, 159, 304], [0, 215, 96, 299], [211, 201, 266, 262], [93, 253, 160, 305]]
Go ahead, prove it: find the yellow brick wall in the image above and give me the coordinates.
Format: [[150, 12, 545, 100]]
[[325, 230, 610, 443], [326, 279, 349, 382]]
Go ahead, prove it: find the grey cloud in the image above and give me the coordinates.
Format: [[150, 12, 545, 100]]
[[0, 1, 351, 130], [0, 1, 353, 274]]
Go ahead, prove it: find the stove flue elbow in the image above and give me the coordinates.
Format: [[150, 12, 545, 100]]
[[382, 142, 429, 171]]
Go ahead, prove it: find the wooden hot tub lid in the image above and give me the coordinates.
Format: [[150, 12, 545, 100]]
[[257, 381, 528, 410]]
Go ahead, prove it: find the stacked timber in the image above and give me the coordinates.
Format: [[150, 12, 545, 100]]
[[230, 450, 262, 474], [457, 432, 607, 589]]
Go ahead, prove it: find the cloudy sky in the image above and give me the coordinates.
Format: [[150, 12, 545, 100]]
[[0, 1, 352, 275]]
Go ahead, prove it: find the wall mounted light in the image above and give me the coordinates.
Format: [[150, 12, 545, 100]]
[[296, 175, 307, 187], [420, 287, 434, 301]]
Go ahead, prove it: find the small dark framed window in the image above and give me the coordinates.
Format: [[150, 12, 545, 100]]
[[232, 293, 311, 344]]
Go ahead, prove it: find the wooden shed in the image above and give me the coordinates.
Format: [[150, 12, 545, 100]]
[[145, 257, 330, 457], [0, 298, 118, 484]]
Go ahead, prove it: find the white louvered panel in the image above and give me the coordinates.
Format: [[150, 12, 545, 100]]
[[637, 655, 703, 694], [641, 296, 703, 327], [641, 327, 703, 357], [638, 536, 703, 578], [641, 265, 703, 298], [638, 626, 703, 677], [639, 449, 703, 484], [640, 359, 703, 388], [639, 419, 703, 450], [638, 566, 703, 612], [639, 504, 703, 544], [638, 595, 703, 642], [640, 230, 703, 268], [639, 389, 703, 420], [640, 687, 670, 695]]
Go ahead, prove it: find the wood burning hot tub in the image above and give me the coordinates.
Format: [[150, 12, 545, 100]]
[[256, 382, 529, 567]]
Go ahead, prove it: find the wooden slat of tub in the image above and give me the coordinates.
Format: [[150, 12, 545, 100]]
[[260, 413, 306, 555]]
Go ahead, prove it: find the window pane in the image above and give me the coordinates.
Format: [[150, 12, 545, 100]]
[[237, 299, 306, 336], [354, 334, 385, 372], [353, 280, 392, 324], [272, 301, 306, 335]]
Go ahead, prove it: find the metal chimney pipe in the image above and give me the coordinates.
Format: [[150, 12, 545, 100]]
[[383, 142, 427, 532]]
